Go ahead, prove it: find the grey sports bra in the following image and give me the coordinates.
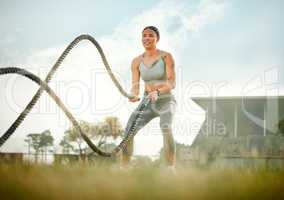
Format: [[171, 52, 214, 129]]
[[139, 51, 167, 84]]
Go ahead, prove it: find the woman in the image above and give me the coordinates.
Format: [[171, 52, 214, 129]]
[[122, 26, 177, 169]]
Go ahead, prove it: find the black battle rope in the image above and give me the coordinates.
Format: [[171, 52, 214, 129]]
[[0, 35, 150, 157]]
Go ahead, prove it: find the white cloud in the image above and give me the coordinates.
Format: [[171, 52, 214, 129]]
[[0, 35, 17, 45]]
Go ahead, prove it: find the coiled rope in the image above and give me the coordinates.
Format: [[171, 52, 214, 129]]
[[0, 34, 149, 157]]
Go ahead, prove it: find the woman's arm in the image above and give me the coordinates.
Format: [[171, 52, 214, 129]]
[[130, 57, 140, 101], [158, 52, 176, 94]]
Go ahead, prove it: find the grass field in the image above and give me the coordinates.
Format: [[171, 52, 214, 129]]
[[1, 163, 284, 200]]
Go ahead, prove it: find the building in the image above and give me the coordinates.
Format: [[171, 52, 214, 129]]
[[182, 96, 284, 169], [192, 96, 284, 137]]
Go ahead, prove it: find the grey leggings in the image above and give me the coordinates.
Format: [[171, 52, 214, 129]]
[[122, 92, 177, 157]]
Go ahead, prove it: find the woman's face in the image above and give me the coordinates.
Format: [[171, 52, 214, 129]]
[[142, 29, 159, 49]]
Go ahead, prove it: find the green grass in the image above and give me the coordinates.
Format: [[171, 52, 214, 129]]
[[1, 163, 284, 200]]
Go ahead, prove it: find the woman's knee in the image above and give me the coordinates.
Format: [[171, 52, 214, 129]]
[[125, 110, 138, 133], [159, 104, 175, 131], [159, 113, 174, 132]]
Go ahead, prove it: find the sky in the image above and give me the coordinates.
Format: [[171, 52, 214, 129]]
[[0, 0, 284, 157]]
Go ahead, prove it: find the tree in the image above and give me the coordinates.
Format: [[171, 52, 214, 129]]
[[40, 130, 54, 161], [25, 133, 41, 162], [25, 130, 54, 163], [59, 137, 74, 154], [104, 116, 123, 139], [61, 117, 123, 155], [62, 120, 95, 155], [94, 116, 123, 152]]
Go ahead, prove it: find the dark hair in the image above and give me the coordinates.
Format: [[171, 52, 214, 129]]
[[142, 26, 160, 40]]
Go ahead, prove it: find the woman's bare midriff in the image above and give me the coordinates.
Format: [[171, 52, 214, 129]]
[[144, 81, 168, 93]]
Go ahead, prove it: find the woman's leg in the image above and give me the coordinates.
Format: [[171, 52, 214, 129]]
[[158, 98, 177, 166], [161, 128, 176, 166], [121, 100, 156, 166]]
